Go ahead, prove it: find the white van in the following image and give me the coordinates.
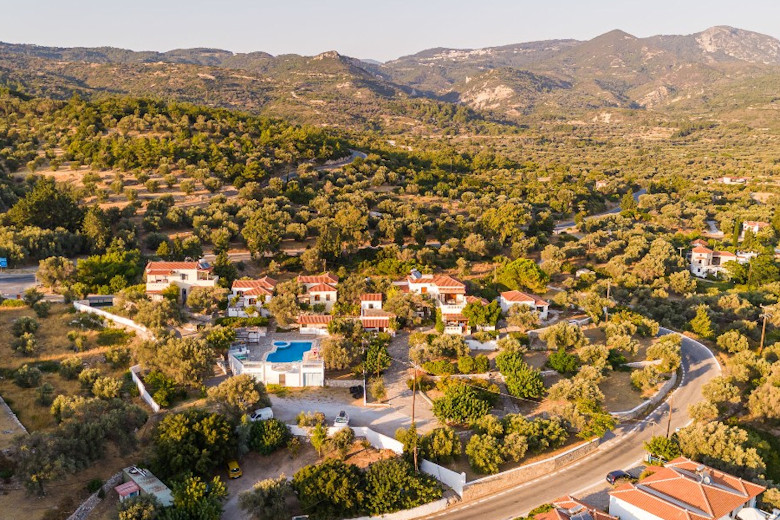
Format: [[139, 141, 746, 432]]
[[249, 407, 274, 421]]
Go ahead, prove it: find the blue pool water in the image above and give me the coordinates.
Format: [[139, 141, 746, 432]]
[[267, 341, 314, 362]]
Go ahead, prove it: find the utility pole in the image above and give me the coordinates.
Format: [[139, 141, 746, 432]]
[[604, 280, 612, 322], [678, 246, 685, 258], [411, 364, 418, 472], [759, 306, 769, 356], [665, 394, 673, 438]]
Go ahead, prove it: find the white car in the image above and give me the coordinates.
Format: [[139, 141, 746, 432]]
[[334, 410, 349, 427], [249, 407, 274, 421]]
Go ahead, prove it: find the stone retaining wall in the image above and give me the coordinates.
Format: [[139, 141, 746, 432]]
[[461, 438, 600, 501], [66, 471, 122, 520], [0, 394, 28, 437], [345, 497, 450, 520], [611, 370, 677, 420], [325, 379, 363, 388]]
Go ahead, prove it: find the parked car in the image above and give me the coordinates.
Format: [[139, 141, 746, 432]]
[[349, 385, 364, 398], [227, 460, 242, 479], [606, 470, 632, 485], [334, 410, 350, 427], [249, 407, 274, 421]]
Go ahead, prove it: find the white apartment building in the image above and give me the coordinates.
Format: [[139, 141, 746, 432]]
[[228, 277, 277, 317], [298, 273, 339, 312], [498, 290, 550, 320], [689, 245, 755, 278], [144, 260, 217, 301]]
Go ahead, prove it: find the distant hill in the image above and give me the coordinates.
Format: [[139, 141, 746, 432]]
[[1, 26, 779, 129]]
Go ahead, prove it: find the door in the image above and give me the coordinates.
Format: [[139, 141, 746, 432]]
[[278, 373, 286, 386]]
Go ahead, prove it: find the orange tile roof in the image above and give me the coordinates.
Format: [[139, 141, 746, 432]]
[[146, 261, 207, 272], [361, 317, 392, 328], [297, 315, 333, 325], [298, 273, 339, 284], [535, 495, 618, 520], [232, 278, 276, 296], [743, 221, 769, 228], [501, 290, 548, 306], [308, 283, 337, 293], [691, 246, 713, 254], [609, 458, 765, 520], [442, 313, 468, 322], [361, 293, 383, 301], [466, 295, 490, 305]]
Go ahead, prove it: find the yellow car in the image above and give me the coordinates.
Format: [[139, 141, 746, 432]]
[[227, 460, 242, 479]]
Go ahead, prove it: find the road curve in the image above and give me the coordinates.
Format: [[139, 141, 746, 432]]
[[425, 329, 720, 520], [554, 188, 647, 233]]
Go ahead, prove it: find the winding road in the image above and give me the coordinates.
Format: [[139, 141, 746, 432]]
[[425, 329, 720, 520]]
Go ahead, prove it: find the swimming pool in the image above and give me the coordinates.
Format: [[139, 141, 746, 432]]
[[266, 341, 314, 363]]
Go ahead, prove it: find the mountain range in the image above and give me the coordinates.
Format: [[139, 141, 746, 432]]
[[2, 25, 779, 130]]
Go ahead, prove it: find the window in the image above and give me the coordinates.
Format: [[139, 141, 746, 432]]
[[180, 273, 188, 281], [314, 295, 321, 302], [326, 294, 331, 301]]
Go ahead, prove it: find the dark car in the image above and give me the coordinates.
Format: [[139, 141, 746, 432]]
[[606, 470, 632, 485], [349, 385, 364, 398]]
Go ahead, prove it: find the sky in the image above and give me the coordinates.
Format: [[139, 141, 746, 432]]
[[3, 0, 780, 62]]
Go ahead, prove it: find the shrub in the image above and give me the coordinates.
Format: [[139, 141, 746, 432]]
[[59, 357, 83, 379], [15, 364, 42, 388], [1, 299, 26, 308], [78, 368, 101, 389], [406, 374, 434, 392], [631, 366, 662, 392], [548, 348, 580, 374], [12, 332, 39, 355], [433, 383, 492, 425], [296, 411, 326, 427], [12, 317, 39, 337], [504, 415, 567, 453], [36, 382, 55, 406], [364, 458, 442, 515], [329, 427, 355, 459], [466, 434, 504, 474], [92, 377, 121, 399], [86, 478, 103, 494], [144, 370, 181, 408], [96, 328, 131, 346], [457, 355, 475, 374], [250, 419, 291, 455], [496, 351, 545, 399], [32, 301, 51, 318], [423, 359, 457, 375], [474, 354, 490, 373], [104, 347, 131, 368], [420, 427, 461, 463]]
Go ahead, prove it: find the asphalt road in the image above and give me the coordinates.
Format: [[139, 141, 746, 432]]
[[554, 189, 647, 233], [0, 272, 37, 297], [424, 329, 720, 520]]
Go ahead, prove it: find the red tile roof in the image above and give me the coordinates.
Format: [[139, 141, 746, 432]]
[[608, 458, 765, 520], [466, 295, 490, 305], [146, 261, 209, 272], [297, 315, 333, 325], [298, 273, 339, 284], [501, 290, 548, 306], [361, 317, 392, 328], [442, 313, 468, 323], [232, 277, 276, 296], [691, 246, 713, 254], [361, 293, 383, 301], [407, 273, 466, 290], [743, 221, 769, 228], [535, 495, 618, 520], [308, 283, 337, 293]]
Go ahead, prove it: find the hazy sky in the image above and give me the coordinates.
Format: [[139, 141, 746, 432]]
[[4, 0, 780, 62]]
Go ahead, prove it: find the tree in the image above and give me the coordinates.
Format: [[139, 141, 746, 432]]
[[620, 191, 638, 215], [320, 336, 359, 370], [433, 383, 492, 425], [497, 258, 550, 294], [239, 476, 291, 520], [37, 256, 76, 290], [747, 366, 780, 420], [292, 459, 364, 520], [466, 434, 504, 474], [547, 348, 580, 375], [170, 474, 227, 520], [207, 374, 270, 419], [7, 177, 83, 232], [647, 334, 682, 372], [134, 299, 182, 330], [241, 204, 289, 258], [496, 351, 545, 399], [644, 435, 681, 461], [690, 305, 715, 339], [117, 494, 162, 520], [81, 206, 111, 253], [668, 270, 696, 295], [153, 410, 235, 480], [502, 432, 529, 462], [506, 305, 540, 332], [702, 376, 741, 406], [364, 336, 391, 375], [420, 427, 461, 463], [364, 458, 441, 515], [462, 301, 501, 328], [676, 422, 765, 478], [267, 280, 301, 327], [186, 286, 227, 315], [250, 419, 290, 455], [137, 337, 215, 388], [716, 330, 749, 353], [310, 422, 329, 456], [204, 325, 237, 358], [540, 321, 588, 351], [91, 376, 121, 399]]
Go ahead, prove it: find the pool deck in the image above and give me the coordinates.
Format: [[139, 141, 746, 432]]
[[244, 331, 321, 362]]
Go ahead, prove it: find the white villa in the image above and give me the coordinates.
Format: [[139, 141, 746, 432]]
[[689, 243, 755, 278], [498, 290, 549, 320], [298, 273, 339, 312], [359, 293, 396, 334], [144, 260, 217, 301], [741, 221, 770, 240], [608, 458, 765, 520], [395, 269, 470, 334], [229, 340, 325, 388], [228, 277, 277, 317], [537, 496, 617, 520]]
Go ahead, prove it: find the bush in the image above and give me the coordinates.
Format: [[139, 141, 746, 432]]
[[329, 427, 355, 459], [144, 370, 182, 408], [78, 368, 101, 389], [59, 357, 83, 379], [457, 355, 475, 374], [214, 316, 270, 327], [496, 351, 545, 399], [406, 374, 434, 392], [12, 332, 39, 355], [104, 347, 131, 368], [15, 364, 42, 388], [466, 434, 504, 474], [433, 383, 492, 425], [296, 411, 326, 427], [92, 377, 121, 399], [423, 359, 457, 375], [548, 348, 580, 374], [86, 478, 103, 494], [36, 382, 55, 406], [1, 299, 26, 308], [504, 415, 567, 453], [12, 316, 39, 337], [420, 427, 461, 463], [250, 419, 290, 455], [32, 301, 51, 318], [364, 458, 442, 515], [96, 328, 131, 346], [474, 354, 490, 373]]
